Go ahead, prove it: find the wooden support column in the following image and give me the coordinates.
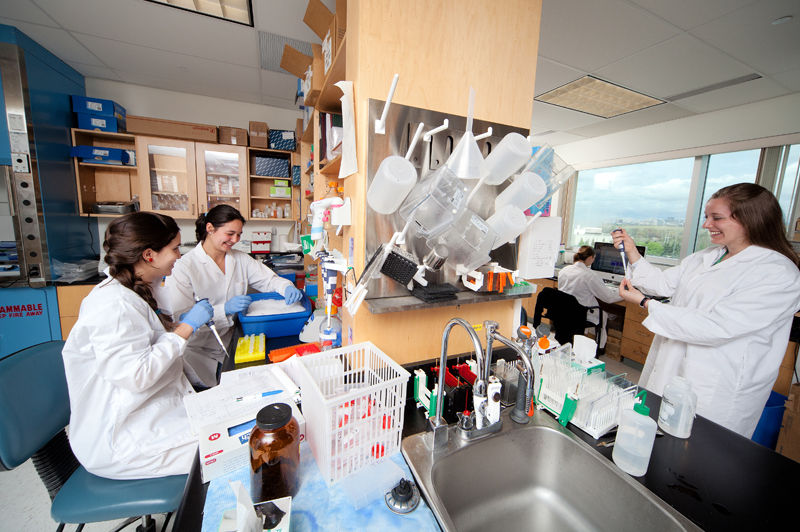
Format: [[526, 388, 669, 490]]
[[341, 0, 543, 364]]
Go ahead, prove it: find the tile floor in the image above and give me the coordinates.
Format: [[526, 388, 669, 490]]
[[0, 460, 175, 532]]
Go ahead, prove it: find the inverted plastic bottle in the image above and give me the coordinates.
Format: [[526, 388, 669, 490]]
[[613, 391, 657, 477], [484, 133, 532, 185], [658, 376, 697, 438], [319, 306, 342, 351], [494, 172, 547, 213], [486, 205, 527, 250], [367, 156, 418, 214]]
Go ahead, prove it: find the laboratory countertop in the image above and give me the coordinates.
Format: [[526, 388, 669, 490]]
[[364, 290, 533, 314], [174, 349, 799, 532]]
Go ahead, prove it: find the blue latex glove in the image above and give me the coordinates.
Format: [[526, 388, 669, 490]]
[[224, 295, 252, 315], [283, 285, 303, 305], [179, 300, 214, 333]]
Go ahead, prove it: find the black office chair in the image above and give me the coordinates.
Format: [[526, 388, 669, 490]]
[[0, 341, 187, 532], [532, 287, 603, 347]]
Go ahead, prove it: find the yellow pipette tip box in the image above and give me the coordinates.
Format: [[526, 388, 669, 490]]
[[235, 334, 266, 364]]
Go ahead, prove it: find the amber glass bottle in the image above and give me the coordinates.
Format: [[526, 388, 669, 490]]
[[249, 403, 300, 503]]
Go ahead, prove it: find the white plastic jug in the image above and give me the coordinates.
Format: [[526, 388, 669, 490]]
[[494, 172, 547, 213], [613, 391, 657, 477], [486, 205, 527, 250], [367, 155, 417, 214], [484, 133, 532, 185], [658, 376, 697, 438]]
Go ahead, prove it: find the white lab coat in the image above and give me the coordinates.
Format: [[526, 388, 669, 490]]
[[557, 261, 623, 347], [165, 244, 293, 387], [62, 274, 197, 480], [631, 245, 800, 438]]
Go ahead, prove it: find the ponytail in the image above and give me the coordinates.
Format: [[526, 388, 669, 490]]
[[196, 205, 245, 242]]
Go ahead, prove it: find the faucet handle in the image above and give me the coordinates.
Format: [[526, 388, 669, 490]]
[[517, 324, 533, 341]]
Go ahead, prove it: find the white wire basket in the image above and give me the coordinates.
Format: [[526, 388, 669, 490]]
[[297, 342, 410, 486]]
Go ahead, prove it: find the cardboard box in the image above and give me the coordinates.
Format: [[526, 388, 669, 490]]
[[76, 113, 126, 133], [218, 126, 249, 146], [304, 0, 345, 64], [71, 95, 126, 120], [273, 179, 290, 187], [269, 130, 296, 151], [199, 401, 305, 483], [70, 145, 132, 165], [292, 165, 301, 186], [270, 186, 292, 198], [126, 115, 217, 142], [254, 157, 289, 177], [776, 407, 800, 463], [249, 121, 270, 148], [281, 43, 323, 106]]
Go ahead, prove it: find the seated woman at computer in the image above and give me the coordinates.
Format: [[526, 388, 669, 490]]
[[558, 245, 623, 349], [613, 183, 800, 438]]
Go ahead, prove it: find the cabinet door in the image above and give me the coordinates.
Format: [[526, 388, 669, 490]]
[[195, 143, 248, 216], [136, 137, 198, 219]]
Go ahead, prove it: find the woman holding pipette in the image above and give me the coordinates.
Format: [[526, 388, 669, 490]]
[[167, 205, 303, 389], [558, 245, 623, 350], [612, 184, 800, 438], [62, 212, 214, 479]]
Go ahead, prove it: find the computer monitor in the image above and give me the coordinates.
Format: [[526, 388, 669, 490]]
[[590, 241, 647, 284]]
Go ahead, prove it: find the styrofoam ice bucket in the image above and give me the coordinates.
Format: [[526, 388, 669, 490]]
[[297, 342, 410, 486]]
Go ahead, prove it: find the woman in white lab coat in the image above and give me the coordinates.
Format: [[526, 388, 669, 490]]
[[166, 205, 303, 388], [558, 245, 623, 348], [62, 212, 214, 479], [613, 184, 800, 438]]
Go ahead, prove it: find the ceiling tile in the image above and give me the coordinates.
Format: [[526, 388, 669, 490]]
[[594, 34, 752, 98], [674, 77, 790, 113], [534, 57, 585, 97], [66, 61, 123, 81], [565, 103, 696, 138], [74, 34, 261, 93], [260, 69, 299, 101], [531, 100, 606, 131], [538, 0, 679, 72], [690, 0, 800, 75], [772, 67, 800, 92], [627, 0, 757, 31], [529, 131, 588, 148], [0, 18, 106, 66], [33, 0, 260, 68], [113, 69, 264, 106], [0, 0, 58, 27], [253, 0, 335, 44]]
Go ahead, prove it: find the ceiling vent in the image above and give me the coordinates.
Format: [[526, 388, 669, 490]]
[[535, 76, 663, 118], [665, 73, 762, 101], [259, 31, 313, 74]]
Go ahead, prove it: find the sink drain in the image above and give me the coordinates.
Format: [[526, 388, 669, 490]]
[[385, 478, 420, 514]]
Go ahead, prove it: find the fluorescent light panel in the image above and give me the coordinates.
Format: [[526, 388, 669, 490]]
[[146, 0, 252, 26], [536, 76, 663, 118]]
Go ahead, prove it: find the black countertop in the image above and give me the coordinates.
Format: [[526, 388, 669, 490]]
[[174, 347, 799, 532]]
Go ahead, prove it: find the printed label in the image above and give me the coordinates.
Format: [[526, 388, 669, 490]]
[[282, 131, 293, 140], [8, 113, 25, 132], [92, 149, 110, 157], [450, 188, 465, 206], [470, 215, 489, 234], [86, 101, 103, 111], [90, 117, 107, 128]]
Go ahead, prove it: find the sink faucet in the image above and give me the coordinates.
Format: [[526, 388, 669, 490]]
[[429, 318, 486, 451], [484, 321, 538, 425]]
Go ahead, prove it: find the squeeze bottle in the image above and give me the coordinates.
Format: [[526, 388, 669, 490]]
[[613, 390, 657, 477], [658, 376, 697, 438]]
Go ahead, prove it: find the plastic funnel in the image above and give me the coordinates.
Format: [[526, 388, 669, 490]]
[[446, 130, 489, 180], [495, 172, 547, 213], [486, 205, 527, 249], [367, 155, 418, 214], [485, 133, 533, 185]]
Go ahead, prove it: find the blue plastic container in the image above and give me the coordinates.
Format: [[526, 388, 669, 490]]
[[237, 292, 312, 338], [752, 390, 787, 450]]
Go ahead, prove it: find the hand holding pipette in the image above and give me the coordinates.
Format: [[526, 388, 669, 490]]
[[194, 296, 229, 357], [611, 228, 641, 280]]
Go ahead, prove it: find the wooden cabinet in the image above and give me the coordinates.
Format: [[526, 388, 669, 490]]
[[196, 142, 248, 216], [56, 284, 93, 340], [136, 136, 198, 219], [247, 147, 299, 221], [71, 129, 138, 216], [621, 300, 654, 364]]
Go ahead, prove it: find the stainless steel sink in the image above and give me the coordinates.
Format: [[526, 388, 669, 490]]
[[402, 409, 702, 532]]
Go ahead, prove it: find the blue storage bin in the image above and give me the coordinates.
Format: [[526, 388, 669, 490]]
[[77, 113, 126, 133], [237, 292, 312, 338], [70, 145, 131, 165], [71, 95, 126, 119], [752, 390, 787, 450]]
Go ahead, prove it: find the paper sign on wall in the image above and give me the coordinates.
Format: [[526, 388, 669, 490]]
[[518, 216, 562, 279]]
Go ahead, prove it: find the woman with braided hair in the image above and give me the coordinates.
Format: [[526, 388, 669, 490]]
[[61, 212, 213, 479]]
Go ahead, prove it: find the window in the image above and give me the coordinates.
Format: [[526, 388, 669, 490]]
[[693, 149, 760, 253], [570, 158, 694, 259], [776, 144, 800, 229]]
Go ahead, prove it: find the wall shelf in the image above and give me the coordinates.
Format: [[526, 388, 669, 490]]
[[320, 154, 341, 175], [315, 36, 347, 115]]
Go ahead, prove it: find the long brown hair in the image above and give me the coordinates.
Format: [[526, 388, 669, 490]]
[[103, 212, 180, 329], [573, 245, 595, 263], [195, 205, 245, 242], [710, 183, 800, 269]]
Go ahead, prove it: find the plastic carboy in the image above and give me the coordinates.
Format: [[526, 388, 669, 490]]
[[658, 376, 697, 438], [319, 306, 342, 350], [249, 403, 300, 503], [613, 390, 657, 477]]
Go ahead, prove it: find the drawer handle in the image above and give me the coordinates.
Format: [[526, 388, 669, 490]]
[[636, 331, 649, 337], [634, 350, 647, 357]]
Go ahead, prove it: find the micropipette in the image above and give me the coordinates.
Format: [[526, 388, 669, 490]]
[[612, 229, 631, 279], [194, 296, 228, 357]]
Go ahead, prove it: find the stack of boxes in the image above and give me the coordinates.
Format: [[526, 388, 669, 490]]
[[72, 95, 126, 133], [777, 383, 800, 463], [251, 232, 272, 254]]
